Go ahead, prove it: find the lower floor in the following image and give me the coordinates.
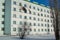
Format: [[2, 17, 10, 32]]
[[0, 25, 54, 36]]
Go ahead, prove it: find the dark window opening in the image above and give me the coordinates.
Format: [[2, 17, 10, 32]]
[[2, 21, 4, 24], [34, 29, 36, 32], [48, 29, 50, 32], [24, 22, 27, 25], [29, 17, 31, 20], [2, 3, 5, 6], [19, 3, 22, 6], [22, 7, 27, 13], [13, 1, 16, 5], [29, 23, 32, 26], [13, 28, 16, 31], [24, 4, 27, 7], [1, 28, 4, 31], [29, 6, 31, 8], [14, 8, 16, 11], [24, 16, 27, 19], [2, 9, 5, 12], [18, 28, 22, 32], [2, 15, 4, 18]]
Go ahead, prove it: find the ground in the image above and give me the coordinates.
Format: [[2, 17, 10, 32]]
[[0, 35, 55, 40]]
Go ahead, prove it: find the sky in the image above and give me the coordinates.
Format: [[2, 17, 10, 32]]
[[30, 0, 50, 6], [30, 0, 60, 9]]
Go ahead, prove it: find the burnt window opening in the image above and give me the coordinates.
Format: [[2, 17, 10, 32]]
[[22, 7, 27, 13]]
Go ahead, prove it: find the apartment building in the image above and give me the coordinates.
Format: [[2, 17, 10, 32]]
[[0, 0, 54, 35]]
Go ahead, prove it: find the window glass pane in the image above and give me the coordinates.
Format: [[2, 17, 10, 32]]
[[2, 21, 4, 24], [13, 1, 16, 5], [18, 28, 22, 32], [20, 15, 22, 18], [13, 21, 16, 24], [13, 28, 16, 31], [13, 8, 16, 11], [13, 14, 16, 18], [20, 21, 22, 25], [2, 9, 5, 12], [19, 3, 22, 6], [34, 29, 36, 32], [24, 4, 27, 7]]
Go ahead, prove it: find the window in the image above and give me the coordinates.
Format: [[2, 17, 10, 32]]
[[37, 8, 39, 11], [51, 29, 52, 32], [34, 29, 36, 32], [13, 21, 16, 24], [45, 24, 46, 27], [20, 21, 22, 25], [41, 24, 43, 26], [18, 28, 22, 32], [19, 9, 21, 12], [47, 24, 49, 27], [24, 4, 27, 7], [29, 10, 31, 14], [45, 29, 47, 31], [47, 15, 49, 17], [45, 19, 46, 22], [2, 21, 4, 24], [19, 3, 22, 6], [1, 27, 4, 31], [47, 20, 49, 22], [51, 20, 53, 23], [29, 17, 31, 20], [38, 13, 40, 16], [41, 14, 43, 16], [48, 29, 50, 32], [33, 17, 36, 20], [13, 28, 16, 31], [2, 3, 5, 6], [33, 12, 36, 15], [13, 14, 16, 18], [29, 5, 31, 8], [2, 15, 4, 18], [22, 7, 27, 13], [41, 9, 43, 11], [29, 23, 32, 26], [51, 25, 52, 27], [24, 16, 27, 19], [41, 29, 43, 31], [38, 18, 40, 21], [2, 9, 5, 12], [33, 6, 35, 9], [38, 29, 40, 32], [13, 1, 16, 5], [24, 22, 27, 25], [13, 8, 16, 11], [41, 19, 43, 21], [30, 28, 32, 31], [34, 23, 36, 26], [38, 23, 40, 26], [47, 10, 49, 13], [20, 15, 22, 18], [44, 14, 46, 17], [44, 9, 46, 12]]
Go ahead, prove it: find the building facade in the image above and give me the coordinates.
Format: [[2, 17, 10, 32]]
[[0, 0, 5, 35], [0, 0, 54, 35]]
